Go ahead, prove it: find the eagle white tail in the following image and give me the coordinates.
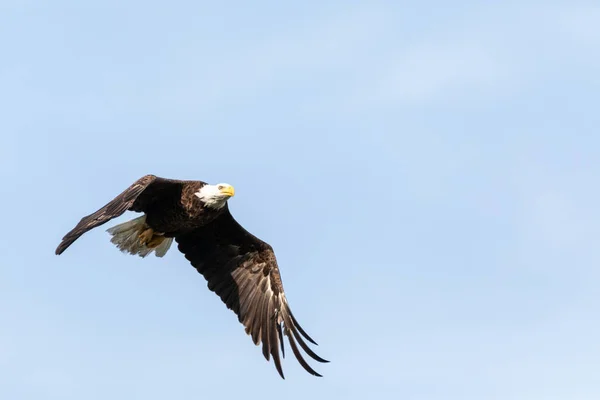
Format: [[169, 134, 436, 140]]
[[106, 215, 173, 258]]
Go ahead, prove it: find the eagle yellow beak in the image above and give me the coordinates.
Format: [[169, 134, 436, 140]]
[[220, 185, 235, 197]]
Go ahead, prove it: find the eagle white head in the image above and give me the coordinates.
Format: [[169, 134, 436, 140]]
[[195, 183, 235, 209]]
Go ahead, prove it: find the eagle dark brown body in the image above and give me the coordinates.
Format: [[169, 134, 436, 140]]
[[55, 174, 328, 379], [129, 178, 222, 235]]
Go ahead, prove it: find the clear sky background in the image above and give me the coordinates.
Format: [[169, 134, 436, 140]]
[[1, 1, 599, 399]]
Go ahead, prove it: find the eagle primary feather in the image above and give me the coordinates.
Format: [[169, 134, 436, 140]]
[[55, 174, 328, 378]]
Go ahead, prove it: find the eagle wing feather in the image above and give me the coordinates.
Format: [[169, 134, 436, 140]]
[[55, 174, 178, 255], [175, 208, 328, 379]]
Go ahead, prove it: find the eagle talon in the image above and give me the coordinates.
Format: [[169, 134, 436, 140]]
[[146, 235, 165, 248], [138, 228, 154, 246]]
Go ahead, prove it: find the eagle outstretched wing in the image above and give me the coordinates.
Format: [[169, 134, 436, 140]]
[[55, 174, 180, 255], [175, 208, 328, 379]]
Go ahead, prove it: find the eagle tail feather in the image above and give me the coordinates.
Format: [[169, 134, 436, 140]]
[[106, 215, 172, 258], [155, 237, 174, 257]]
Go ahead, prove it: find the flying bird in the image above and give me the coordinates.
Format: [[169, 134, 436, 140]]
[[55, 174, 328, 378]]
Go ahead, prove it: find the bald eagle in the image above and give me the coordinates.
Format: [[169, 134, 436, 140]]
[[55, 174, 328, 378]]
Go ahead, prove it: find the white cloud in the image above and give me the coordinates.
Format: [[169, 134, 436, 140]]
[[554, 4, 600, 44], [350, 41, 511, 109], [337, 3, 600, 111], [526, 190, 588, 248], [513, 158, 600, 274], [148, 3, 600, 115], [158, 5, 391, 112]]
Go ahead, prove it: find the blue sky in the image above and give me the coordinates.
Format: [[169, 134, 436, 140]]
[[1, 1, 599, 399]]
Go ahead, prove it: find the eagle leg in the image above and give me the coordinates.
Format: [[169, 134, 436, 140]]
[[146, 234, 166, 248], [139, 228, 166, 249], [138, 228, 155, 246]]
